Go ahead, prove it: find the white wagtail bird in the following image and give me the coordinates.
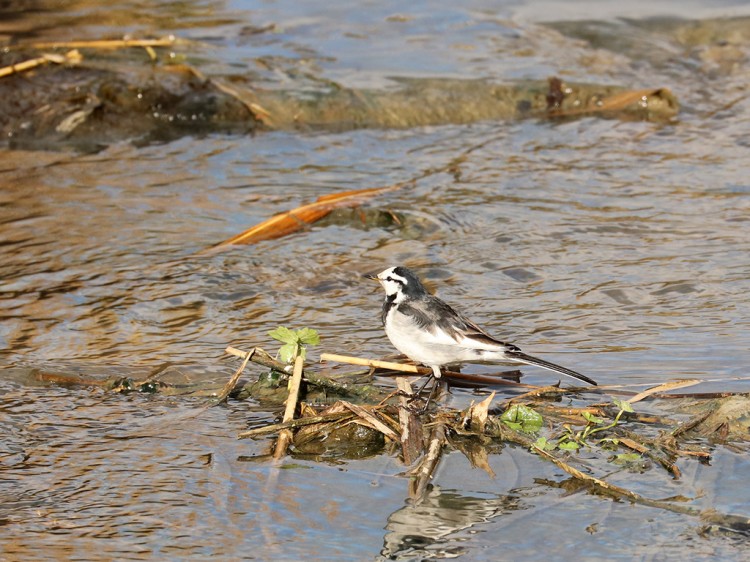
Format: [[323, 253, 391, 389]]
[[366, 266, 597, 403]]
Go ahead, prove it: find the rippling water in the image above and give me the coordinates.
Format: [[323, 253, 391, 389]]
[[2, 1, 749, 560]]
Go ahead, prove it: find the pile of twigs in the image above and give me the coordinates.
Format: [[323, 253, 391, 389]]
[[224, 345, 750, 534]]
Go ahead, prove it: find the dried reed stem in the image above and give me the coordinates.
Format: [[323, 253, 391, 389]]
[[321, 352, 423, 374], [274, 355, 305, 458]]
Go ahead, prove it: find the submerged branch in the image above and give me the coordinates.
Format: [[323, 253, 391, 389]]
[[397, 377, 424, 466], [409, 421, 447, 502]]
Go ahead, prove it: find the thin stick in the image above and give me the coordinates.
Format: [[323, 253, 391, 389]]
[[618, 435, 681, 479], [0, 56, 49, 78], [490, 420, 697, 515], [226, 345, 292, 372], [533, 444, 649, 502], [627, 379, 701, 404], [210, 77, 274, 127], [321, 352, 539, 388], [27, 38, 182, 50], [238, 411, 356, 439], [274, 355, 304, 458], [282, 355, 305, 423], [341, 401, 400, 443], [505, 385, 569, 404], [617, 436, 648, 454], [530, 444, 709, 518], [273, 428, 293, 460], [320, 352, 423, 374], [213, 348, 254, 404], [0, 50, 81, 79], [166, 63, 273, 127]]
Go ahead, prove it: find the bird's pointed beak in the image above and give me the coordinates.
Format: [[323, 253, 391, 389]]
[[363, 273, 379, 282]]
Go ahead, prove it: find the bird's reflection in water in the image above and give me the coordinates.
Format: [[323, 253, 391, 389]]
[[381, 484, 526, 560]]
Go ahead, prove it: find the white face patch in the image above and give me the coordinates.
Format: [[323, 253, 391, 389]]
[[377, 267, 408, 302]]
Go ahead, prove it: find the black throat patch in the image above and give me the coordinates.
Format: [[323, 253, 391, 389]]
[[381, 293, 397, 326]]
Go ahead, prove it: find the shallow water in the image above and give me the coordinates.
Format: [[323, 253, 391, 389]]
[[2, 1, 750, 560]]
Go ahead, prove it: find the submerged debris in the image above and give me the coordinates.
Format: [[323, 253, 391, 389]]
[[0, 37, 678, 150]]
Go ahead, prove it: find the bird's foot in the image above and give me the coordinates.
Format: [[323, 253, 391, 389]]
[[407, 399, 431, 415], [393, 391, 428, 413]]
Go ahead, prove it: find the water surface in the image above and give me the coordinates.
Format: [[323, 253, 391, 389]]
[[1, 1, 749, 560]]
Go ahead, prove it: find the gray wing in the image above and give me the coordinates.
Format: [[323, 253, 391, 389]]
[[399, 296, 597, 386], [400, 296, 521, 352]]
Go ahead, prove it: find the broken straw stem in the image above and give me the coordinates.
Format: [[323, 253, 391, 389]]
[[320, 352, 425, 374], [273, 355, 305, 458]]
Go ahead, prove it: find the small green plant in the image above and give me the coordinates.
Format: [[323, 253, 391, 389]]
[[584, 397, 633, 437], [533, 398, 635, 454], [500, 404, 543, 433], [613, 452, 643, 465], [268, 326, 320, 363], [533, 436, 556, 452]]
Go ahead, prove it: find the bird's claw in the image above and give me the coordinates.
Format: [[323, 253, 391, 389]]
[[409, 401, 431, 415], [404, 398, 430, 415]]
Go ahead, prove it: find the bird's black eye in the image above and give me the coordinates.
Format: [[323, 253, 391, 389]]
[[386, 276, 393, 282]]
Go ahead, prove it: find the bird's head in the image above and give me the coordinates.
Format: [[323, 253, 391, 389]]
[[365, 266, 426, 303]]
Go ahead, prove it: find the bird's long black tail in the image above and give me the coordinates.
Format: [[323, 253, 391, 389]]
[[506, 351, 598, 386]]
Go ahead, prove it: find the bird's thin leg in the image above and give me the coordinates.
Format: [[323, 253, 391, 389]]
[[414, 373, 435, 396], [424, 378, 441, 406], [408, 366, 443, 414], [402, 374, 433, 407]]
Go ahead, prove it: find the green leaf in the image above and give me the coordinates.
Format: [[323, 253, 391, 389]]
[[278, 342, 298, 363], [582, 411, 605, 424], [500, 404, 543, 433], [269, 326, 298, 344], [612, 397, 634, 413], [614, 452, 642, 464], [296, 328, 320, 346], [598, 437, 620, 449], [533, 436, 557, 452], [558, 440, 580, 451]]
